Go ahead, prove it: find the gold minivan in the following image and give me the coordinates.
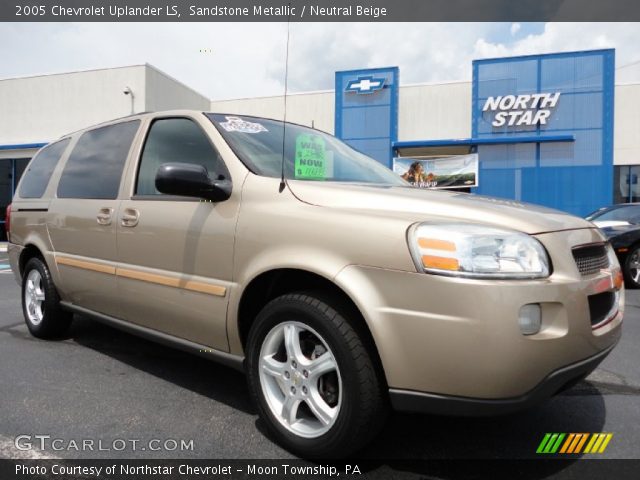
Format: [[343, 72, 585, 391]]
[[7, 111, 623, 457]]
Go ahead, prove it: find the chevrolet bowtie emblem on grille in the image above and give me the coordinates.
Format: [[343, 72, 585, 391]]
[[345, 75, 385, 94]]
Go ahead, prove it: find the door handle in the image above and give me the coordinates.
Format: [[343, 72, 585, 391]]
[[121, 208, 140, 227], [96, 208, 113, 226]]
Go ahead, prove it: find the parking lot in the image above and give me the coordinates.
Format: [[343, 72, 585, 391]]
[[0, 243, 639, 476]]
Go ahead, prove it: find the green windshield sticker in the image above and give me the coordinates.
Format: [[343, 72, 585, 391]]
[[295, 134, 326, 179]]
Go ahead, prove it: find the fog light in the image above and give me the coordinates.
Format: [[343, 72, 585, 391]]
[[519, 304, 541, 335]]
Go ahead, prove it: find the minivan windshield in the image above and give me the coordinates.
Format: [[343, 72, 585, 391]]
[[207, 113, 406, 185]]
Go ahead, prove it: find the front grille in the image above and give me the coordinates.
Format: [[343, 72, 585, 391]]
[[572, 244, 609, 276], [588, 291, 617, 327]]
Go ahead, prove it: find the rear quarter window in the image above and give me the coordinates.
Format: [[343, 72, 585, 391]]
[[19, 139, 70, 198], [57, 120, 140, 199]]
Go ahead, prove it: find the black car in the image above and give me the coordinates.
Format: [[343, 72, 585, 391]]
[[586, 203, 640, 288]]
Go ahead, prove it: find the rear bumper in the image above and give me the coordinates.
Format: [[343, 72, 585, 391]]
[[389, 342, 616, 416]]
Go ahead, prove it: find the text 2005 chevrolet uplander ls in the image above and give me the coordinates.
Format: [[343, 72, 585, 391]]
[[7, 111, 623, 457]]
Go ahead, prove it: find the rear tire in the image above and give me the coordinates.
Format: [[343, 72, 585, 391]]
[[246, 292, 387, 458], [21, 257, 72, 338]]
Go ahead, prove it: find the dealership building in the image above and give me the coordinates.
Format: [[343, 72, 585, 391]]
[[1, 48, 640, 239]]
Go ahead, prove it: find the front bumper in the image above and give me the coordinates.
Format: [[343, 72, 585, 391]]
[[389, 342, 616, 415], [334, 228, 622, 404]]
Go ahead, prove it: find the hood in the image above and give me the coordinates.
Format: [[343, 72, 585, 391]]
[[288, 181, 594, 235]]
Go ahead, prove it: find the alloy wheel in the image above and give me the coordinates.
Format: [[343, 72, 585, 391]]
[[258, 321, 342, 438], [24, 269, 45, 326]]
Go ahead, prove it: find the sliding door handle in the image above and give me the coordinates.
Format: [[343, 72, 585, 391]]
[[121, 208, 140, 227], [96, 208, 113, 226]]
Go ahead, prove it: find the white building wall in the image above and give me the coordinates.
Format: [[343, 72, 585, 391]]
[[145, 65, 210, 112], [614, 83, 640, 166], [210, 82, 472, 141], [0, 65, 147, 147], [211, 91, 335, 133], [398, 81, 472, 141], [211, 95, 289, 122]]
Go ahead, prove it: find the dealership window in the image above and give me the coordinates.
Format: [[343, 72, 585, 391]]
[[0, 157, 31, 241], [0, 160, 11, 241], [614, 165, 640, 205]]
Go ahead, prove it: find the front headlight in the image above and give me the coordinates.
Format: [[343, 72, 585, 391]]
[[407, 222, 550, 279]]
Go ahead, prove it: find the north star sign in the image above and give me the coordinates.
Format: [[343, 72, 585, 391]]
[[346, 76, 385, 94], [483, 92, 561, 127]]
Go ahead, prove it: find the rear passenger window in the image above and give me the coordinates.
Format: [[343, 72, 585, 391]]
[[136, 118, 228, 196], [19, 139, 70, 198], [57, 120, 140, 199]]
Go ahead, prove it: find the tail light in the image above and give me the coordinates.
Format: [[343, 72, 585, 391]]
[[5, 204, 11, 242]]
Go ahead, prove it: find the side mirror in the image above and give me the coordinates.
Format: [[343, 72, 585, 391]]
[[155, 163, 231, 202]]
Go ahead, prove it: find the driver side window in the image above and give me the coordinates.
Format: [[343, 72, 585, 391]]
[[136, 118, 228, 196]]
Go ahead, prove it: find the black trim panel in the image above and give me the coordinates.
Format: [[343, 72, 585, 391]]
[[15, 208, 48, 212], [60, 302, 244, 372], [389, 343, 617, 416]]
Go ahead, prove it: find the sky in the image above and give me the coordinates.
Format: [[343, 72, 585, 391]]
[[1, 22, 640, 100]]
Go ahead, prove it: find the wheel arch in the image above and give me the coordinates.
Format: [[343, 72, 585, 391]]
[[235, 268, 387, 386], [19, 243, 47, 275]]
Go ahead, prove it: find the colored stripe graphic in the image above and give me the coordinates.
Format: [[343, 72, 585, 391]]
[[549, 433, 565, 453], [584, 433, 598, 453], [598, 434, 613, 453], [538, 433, 613, 454], [574, 434, 589, 453], [536, 433, 552, 453], [559, 434, 575, 453], [537, 433, 565, 453]]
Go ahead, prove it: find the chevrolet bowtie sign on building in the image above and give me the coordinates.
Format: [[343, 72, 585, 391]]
[[345, 75, 386, 94], [336, 68, 399, 169]]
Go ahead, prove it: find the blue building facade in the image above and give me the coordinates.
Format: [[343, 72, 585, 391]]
[[335, 67, 399, 168], [335, 49, 616, 217], [472, 49, 615, 216]]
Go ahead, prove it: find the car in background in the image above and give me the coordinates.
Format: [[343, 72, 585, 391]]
[[587, 203, 640, 288]]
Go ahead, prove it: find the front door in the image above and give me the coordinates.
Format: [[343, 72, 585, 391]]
[[116, 116, 238, 351]]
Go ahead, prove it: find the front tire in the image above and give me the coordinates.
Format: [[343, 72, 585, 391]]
[[246, 293, 387, 458], [22, 257, 72, 338], [623, 245, 640, 289]]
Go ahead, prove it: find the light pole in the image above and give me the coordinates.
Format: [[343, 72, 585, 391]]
[[123, 86, 135, 114]]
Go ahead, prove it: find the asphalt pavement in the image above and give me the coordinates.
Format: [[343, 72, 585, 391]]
[[0, 243, 639, 477]]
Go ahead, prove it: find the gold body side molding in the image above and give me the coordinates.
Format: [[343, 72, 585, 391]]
[[54, 254, 227, 297]]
